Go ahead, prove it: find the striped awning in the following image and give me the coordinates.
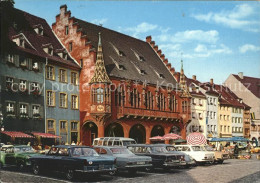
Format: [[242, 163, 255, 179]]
[[31, 132, 61, 138], [1, 131, 34, 138], [186, 132, 207, 145]]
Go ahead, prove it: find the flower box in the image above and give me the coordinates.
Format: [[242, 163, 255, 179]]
[[20, 112, 29, 119], [32, 89, 41, 96]]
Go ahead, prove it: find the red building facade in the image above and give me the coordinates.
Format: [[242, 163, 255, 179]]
[[52, 5, 191, 145]]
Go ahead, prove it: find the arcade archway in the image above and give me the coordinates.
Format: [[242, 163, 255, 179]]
[[82, 121, 97, 146], [105, 123, 124, 137], [151, 125, 165, 137], [129, 124, 146, 143]]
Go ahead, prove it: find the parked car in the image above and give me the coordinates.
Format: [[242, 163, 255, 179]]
[[175, 145, 215, 165], [93, 137, 136, 147], [203, 145, 229, 164], [0, 145, 40, 170], [93, 146, 152, 175], [127, 144, 186, 170], [157, 144, 196, 168], [29, 145, 116, 180]]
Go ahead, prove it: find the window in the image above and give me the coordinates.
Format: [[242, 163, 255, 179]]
[[59, 93, 67, 108], [224, 115, 226, 121], [80, 59, 83, 67], [192, 112, 196, 119], [214, 112, 216, 119], [227, 115, 229, 121], [48, 47, 53, 55], [71, 122, 78, 131], [20, 104, 27, 114], [31, 82, 39, 91], [32, 105, 39, 115], [65, 26, 69, 35], [60, 121, 67, 130], [213, 98, 216, 105], [71, 95, 78, 109], [192, 98, 196, 104], [199, 99, 202, 106], [20, 58, 27, 67], [6, 102, 14, 113], [224, 126, 226, 132], [46, 65, 55, 80], [19, 38, 24, 47], [7, 54, 14, 63], [220, 125, 223, 132], [71, 72, 78, 85], [97, 88, 104, 104], [199, 113, 202, 119], [32, 61, 39, 70], [47, 91, 55, 106], [6, 77, 14, 88], [59, 69, 67, 83], [220, 115, 222, 120], [47, 119, 55, 129], [228, 126, 230, 132], [69, 42, 73, 52], [19, 80, 27, 90]]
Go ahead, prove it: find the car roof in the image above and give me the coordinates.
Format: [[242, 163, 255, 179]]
[[94, 137, 135, 141], [94, 146, 127, 149], [54, 145, 91, 148], [1, 145, 13, 148], [127, 144, 167, 147]]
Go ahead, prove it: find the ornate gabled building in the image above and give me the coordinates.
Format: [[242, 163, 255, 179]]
[[52, 5, 191, 145]]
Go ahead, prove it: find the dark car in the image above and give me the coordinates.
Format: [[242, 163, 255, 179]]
[[94, 146, 152, 175], [29, 145, 116, 180], [156, 144, 196, 168], [127, 144, 186, 170]]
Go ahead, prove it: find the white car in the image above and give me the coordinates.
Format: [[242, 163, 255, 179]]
[[175, 145, 215, 164]]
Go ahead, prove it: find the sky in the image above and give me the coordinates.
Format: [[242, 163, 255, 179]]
[[14, 0, 260, 84]]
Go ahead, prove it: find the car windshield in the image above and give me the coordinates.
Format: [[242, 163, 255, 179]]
[[123, 141, 136, 146], [110, 148, 133, 154], [191, 146, 205, 151], [14, 146, 34, 153], [166, 146, 176, 151], [71, 147, 99, 157], [151, 146, 168, 153], [204, 146, 214, 151]]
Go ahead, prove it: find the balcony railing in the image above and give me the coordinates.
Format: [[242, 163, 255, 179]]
[[116, 106, 179, 121]]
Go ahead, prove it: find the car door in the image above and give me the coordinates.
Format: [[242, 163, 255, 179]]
[[5, 147, 15, 166], [44, 147, 59, 171]]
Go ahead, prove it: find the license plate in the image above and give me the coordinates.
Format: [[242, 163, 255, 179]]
[[99, 164, 104, 170], [137, 162, 145, 165]]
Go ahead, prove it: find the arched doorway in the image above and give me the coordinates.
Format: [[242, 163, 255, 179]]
[[170, 125, 181, 135], [105, 123, 124, 137], [82, 121, 98, 146], [151, 125, 165, 137], [129, 124, 146, 143]]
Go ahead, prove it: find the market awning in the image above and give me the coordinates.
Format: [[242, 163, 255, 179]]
[[149, 136, 165, 141], [31, 132, 61, 138], [186, 132, 207, 145], [1, 131, 34, 138], [163, 133, 182, 140]]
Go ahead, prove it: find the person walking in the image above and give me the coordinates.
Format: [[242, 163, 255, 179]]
[[246, 141, 252, 154], [233, 142, 239, 159]]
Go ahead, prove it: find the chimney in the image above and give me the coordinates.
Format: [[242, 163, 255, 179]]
[[192, 75, 197, 80], [154, 45, 158, 52], [160, 54, 165, 60], [150, 41, 155, 47], [146, 36, 152, 43], [170, 67, 175, 74], [210, 78, 214, 85], [60, 4, 68, 15], [238, 72, 243, 79], [166, 63, 171, 70], [157, 49, 162, 56], [163, 59, 168, 65]]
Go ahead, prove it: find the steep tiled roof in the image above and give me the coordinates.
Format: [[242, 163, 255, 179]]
[[1, 3, 80, 69], [185, 77, 205, 98], [74, 18, 178, 87], [232, 74, 260, 99]]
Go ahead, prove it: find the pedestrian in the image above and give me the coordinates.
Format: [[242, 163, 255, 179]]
[[246, 141, 252, 154], [71, 141, 76, 145], [233, 142, 239, 158]]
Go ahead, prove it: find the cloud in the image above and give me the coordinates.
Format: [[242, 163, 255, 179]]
[[156, 30, 219, 44], [194, 44, 208, 52], [91, 18, 108, 25], [124, 22, 158, 37], [191, 4, 260, 32], [239, 44, 260, 53]]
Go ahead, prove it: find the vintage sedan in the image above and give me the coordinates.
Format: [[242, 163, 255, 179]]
[[203, 145, 229, 164], [157, 144, 196, 168], [94, 146, 152, 175], [127, 144, 186, 170], [175, 145, 215, 165], [0, 145, 40, 170], [29, 145, 116, 180]]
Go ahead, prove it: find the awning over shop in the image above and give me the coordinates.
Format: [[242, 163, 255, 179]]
[[210, 137, 249, 142], [1, 131, 34, 138], [31, 132, 61, 138]]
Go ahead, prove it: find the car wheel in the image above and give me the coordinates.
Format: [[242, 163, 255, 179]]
[[65, 169, 74, 180], [32, 163, 40, 175], [108, 170, 117, 176]]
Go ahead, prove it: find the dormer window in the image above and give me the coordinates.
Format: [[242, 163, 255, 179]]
[[139, 56, 145, 61], [130, 61, 145, 75], [159, 74, 164, 79], [19, 38, 24, 47], [48, 47, 53, 55], [110, 42, 125, 57], [132, 49, 145, 61], [140, 70, 146, 75], [110, 56, 125, 71], [57, 49, 68, 60], [33, 24, 43, 35], [42, 43, 53, 56]]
